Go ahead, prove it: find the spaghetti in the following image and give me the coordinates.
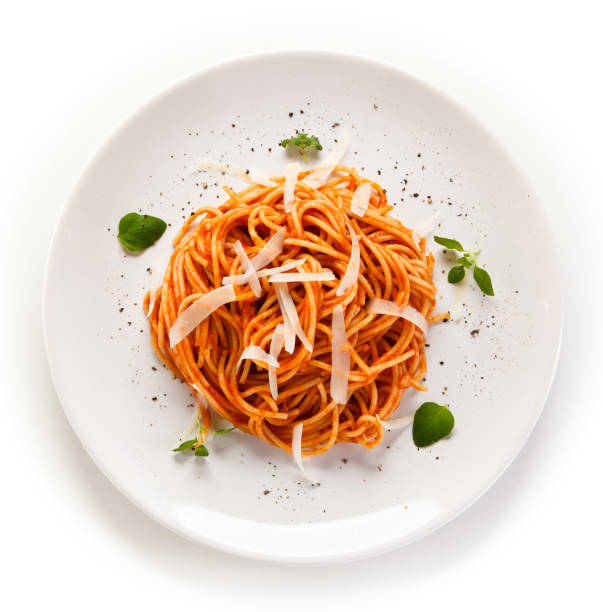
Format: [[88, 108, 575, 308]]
[[145, 165, 447, 458]]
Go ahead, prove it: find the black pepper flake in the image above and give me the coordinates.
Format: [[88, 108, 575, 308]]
[[231, 123, 235, 127], [119, 307, 124, 313], [151, 397, 157, 401], [439, 361, 444, 365], [342, 458, 348, 464], [263, 490, 271, 495], [373, 104, 378, 109], [413, 193, 419, 198], [331, 122, 340, 128], [151, 366, 157, 371], [470, 329, 480, 337], [288, 112, 294, 118]]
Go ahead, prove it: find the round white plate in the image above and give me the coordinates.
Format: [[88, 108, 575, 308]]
[[44, 51, 562, 563]]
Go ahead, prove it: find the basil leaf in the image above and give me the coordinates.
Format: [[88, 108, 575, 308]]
[[412, 402, 455, 447], [456, 255, 472, 268], [117, 212, 167, 252], [194, 445, 209, 456], [172, 439, 196, 452], [214, 427, 235, 435], [473, 266, 494, 296], [447, 265, 465, 283], [434, 236, 464, 251]]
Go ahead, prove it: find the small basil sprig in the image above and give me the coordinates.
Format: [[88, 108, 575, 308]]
[[280, 133, 322, 162], [434, 236, 494, 296], [172, 438, 209, 457], [412, 402, 455, 447], [117, 212, 167, 252]]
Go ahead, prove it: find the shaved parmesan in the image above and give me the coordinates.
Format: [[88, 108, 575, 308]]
[[304, 128, 349, 188], [413, 212, 440, 238], [268, 324, 285, 400], [223, 258, 306, 286], [180, 403, 201, 440], [146, 286, 160, 318], [233, 241, 261, 297], [336, 229, 360, 296], [280, 299, 296, 353], [248, 226, 287, 271], [379, 414, 413, 431], [237, 345, 279, 370], [330, 304, 350, 405], [274, 282, 312, 353], [191, 383, 209, 408], [366, 298, 428, 335], [350, 182, 372, 216], [292, 422, 318, 484], [268, 270, 335, 283], [284, 162, 301, 212], [194, 159, 276, 187], [169, 284, 236, 348], [411, 212, 440, 246]]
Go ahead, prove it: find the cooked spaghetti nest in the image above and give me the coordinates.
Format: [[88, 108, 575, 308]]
[[145, 164, 447, 457]]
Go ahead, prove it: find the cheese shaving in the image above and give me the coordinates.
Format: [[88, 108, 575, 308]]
[[292, 422, 318, 484], [411, 212, 440, 247], [336, 229, 360, 296], [169, 284, 236, 348], [233, 241, 261, 297], [304, 128, 349, 188], [330, 304, 350, 405], [223, 258, 306, 286], [274, 282, 312, 353], [413, 212, 440, 238], [180, 403, 201, 440], [366, 298, 428, 335], [237, 345, 279, 370], [350, 182, 372, 216], [268, 324, 285, 400], [194, 159, 276, 187], [268, 271, 335, 283], [248, 226, 287, 271], [284, 162, 301, 212], [380, 414, 414, 431]]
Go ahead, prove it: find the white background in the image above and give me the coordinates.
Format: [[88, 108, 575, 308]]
[[1, 1, 601, 609]]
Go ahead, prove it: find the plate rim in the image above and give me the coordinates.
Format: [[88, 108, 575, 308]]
[[43, 49, 564, 563]]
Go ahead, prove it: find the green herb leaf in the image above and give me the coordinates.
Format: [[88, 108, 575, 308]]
[[448, 265, 466, 283], [434, 236, 464, 251], [214, 427, 235, 435], [473, 266, 494, 296], [172, 439, 197, 452], [280, 133, 323, 161], [117, 212, 167, 252], [456, 255, 472, 268], [412, 402, 455, 447], [194, 445, 209, 457]]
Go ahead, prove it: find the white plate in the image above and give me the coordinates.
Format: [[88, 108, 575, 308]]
[[44, 51, 562, 563]]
